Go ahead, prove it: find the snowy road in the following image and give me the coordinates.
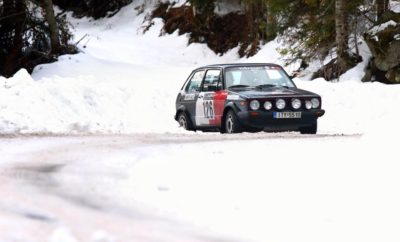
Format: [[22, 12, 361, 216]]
[[2, 132, 399, 242]]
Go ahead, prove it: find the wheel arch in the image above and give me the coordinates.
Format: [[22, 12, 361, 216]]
[[176, 106, 195, 131], [175, 105, 189, 121], [220, 102, 239, 132]]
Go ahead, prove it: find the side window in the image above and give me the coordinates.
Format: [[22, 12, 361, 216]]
[[185, 70, 205, 93], [202, 69, 221, 92]]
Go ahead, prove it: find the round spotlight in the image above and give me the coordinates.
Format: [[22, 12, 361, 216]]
[[264, 101, 273, 110], [292, 98, 301, 110], [276, 99, 286, 110], [250, 100, 260, 110], [305, 100, 312, 110]]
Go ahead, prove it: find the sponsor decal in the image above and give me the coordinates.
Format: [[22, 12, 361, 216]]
[[227, 94, 240, 100], [203, 93, 215, 99], [184, 94, 195, 101], [234, 66, 282, 70], [237, 67, 266, 70]]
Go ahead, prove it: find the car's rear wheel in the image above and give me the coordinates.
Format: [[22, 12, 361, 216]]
[[178, 112, 193, 131], [300, 122, 317, 134], [225, 110, 242, 134]]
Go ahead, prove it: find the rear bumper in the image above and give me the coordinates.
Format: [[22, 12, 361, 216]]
[[237, 109, 325, 130]]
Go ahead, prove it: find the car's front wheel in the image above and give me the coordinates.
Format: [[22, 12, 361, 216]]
[[178, 112, 193, 131], [224, 110, 242, 134], [300, 122, 317, 134]]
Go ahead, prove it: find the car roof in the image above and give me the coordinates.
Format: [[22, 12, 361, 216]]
[[195, 63, 283, 70]]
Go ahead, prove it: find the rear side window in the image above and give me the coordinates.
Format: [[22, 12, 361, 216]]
[[185, 70, 205, 93], [202, 69, 221, 92]]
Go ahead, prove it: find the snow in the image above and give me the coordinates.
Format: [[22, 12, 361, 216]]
[[50, 228, 79, 242], [1, 133, 400, 242], [214, 0, 243, 16], [1, 1, 400, 242], [368, 20, 398, 36], [390, 0, 400, 13]]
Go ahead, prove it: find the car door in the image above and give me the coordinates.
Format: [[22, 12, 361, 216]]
[[195, 69, 224, 127], [179, 69, 206, 126]]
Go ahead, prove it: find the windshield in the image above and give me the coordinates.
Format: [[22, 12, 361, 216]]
[[225, 66, 295, 89]]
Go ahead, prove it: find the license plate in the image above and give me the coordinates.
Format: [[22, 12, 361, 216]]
[[273, 112, 302, 119]]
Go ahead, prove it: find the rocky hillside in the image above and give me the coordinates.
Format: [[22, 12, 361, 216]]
[[364, 11, 400, 84]]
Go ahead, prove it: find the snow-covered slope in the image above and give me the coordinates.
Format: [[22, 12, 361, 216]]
[[0, 1, 400, 135]]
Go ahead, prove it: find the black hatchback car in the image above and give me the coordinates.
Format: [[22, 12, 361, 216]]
[[175, 63, 325, 134]]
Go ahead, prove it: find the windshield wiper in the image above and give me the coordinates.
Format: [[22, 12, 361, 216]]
[[228, 85, 251, 89]]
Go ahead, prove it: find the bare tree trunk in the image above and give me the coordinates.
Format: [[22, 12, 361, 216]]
[[335, 0, 348, 80], [377, 0, 385, 21], [42, 0, 60, 54], [384, 0, 390, 12], [377, 0, 390, 21]]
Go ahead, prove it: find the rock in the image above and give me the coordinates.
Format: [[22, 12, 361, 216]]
[[362, 68, 373, 82], [386, 67, 400, 84], [362, 58, 391, 83], [312, 52, 362, 81], [364, 11, 400, 84], [365, 23, 400, 71]]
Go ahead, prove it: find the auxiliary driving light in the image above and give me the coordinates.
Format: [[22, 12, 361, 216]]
[[276, 99, 286, 110]]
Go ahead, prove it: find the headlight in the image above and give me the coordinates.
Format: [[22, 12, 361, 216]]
[[264, 101, 272, 110], [276, 99, 286, 110], [250, 100, 260, 110], [291, 98, 301, 109], [305, 100, 312, 110], [311, 98, 320, 108]]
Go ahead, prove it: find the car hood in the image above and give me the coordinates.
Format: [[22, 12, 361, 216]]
[[230, 87, 319, 98]]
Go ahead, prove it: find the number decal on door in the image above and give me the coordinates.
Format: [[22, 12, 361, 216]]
[[203, 100, 215, 119]]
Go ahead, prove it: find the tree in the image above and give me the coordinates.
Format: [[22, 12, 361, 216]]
[[52, 0, 133, 19], [335, 0, 348, 78], [376, 0, 390, 21], [42, 0, 60, 54], [0, 0, 75, 77], [0, 0, 26, 76]]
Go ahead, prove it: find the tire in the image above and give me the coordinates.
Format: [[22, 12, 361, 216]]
[[178, 112, 193, 131], [300, 122, 317, 134], [224, 110, 242, 134]]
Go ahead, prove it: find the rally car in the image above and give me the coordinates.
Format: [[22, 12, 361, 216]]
[[175, 63, 325, 134]]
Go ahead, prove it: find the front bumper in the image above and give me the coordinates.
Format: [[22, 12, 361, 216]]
[[237, 109, 325, 130]]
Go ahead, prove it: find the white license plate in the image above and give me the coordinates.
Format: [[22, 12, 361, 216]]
[[273, 112, 302, 119]]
